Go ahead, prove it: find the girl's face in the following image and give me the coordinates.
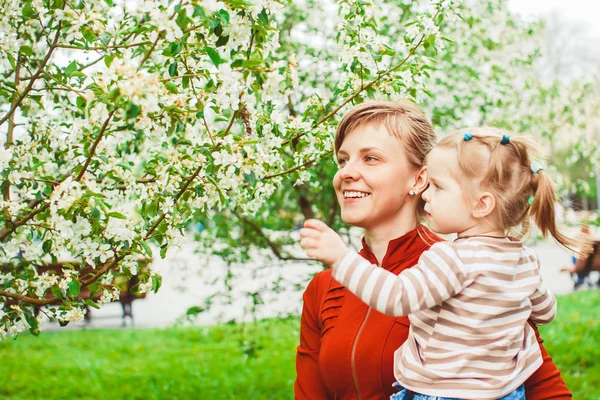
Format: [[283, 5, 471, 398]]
[[421, 147, 478, 235], [333, 123, 420, 231]]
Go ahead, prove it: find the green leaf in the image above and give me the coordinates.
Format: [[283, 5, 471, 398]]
[[7, 53, 15, 70], [91, 207, 101, 219], [104, 55, 114, 68], [151, 274, 162, 293], [88, 282, 100, 297], [217, 9, 230, 24], [230, 59, 243, 68], [23, 308, 39, 335], [257, 9, 269, 25], [216, 35, 229, 47], [65, 61, 78, 76], [168, 61, 178, 77], [108, 212, 127, 219], [164, 81, 178, 94], [126, 103, 141, 119], [51, 0, 65, 9], [76, 96, 86, 109], [186, 306, 205, 316], [84, 298, 100, 309], [169, 42, 182, 57], [51, 284, 63, 300], [22, 4, 37, 19], [205, 47, 222, 66], [42, 240, 52, 253], [68, 280, 81, 297], [141, 241, 153, 257], [81, 26, 98, 43], [19, 45, 33, 57], [160, 245, 168, 259], [242, 59, 262, 69], [104, 0, 115, 6]]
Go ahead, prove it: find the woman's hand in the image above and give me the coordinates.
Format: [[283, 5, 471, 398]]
[[300, 219, 348, 267]]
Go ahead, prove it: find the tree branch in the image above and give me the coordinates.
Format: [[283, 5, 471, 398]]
[[56, 41, 152, 51], [138, 31, 165, 70], [234, 210, 312, 262], [143, 164, 203, 241], [280, 34, 428, 147], [75, 109, 116, 182], [0, 18, 63, 127], [262, 150, 333, 180]]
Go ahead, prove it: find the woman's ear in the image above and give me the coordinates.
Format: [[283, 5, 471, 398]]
[[473, 192, 496, 218], [411, 166, 428, 195]]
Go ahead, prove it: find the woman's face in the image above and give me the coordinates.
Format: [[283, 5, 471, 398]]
[[333, 123, 420, 231]]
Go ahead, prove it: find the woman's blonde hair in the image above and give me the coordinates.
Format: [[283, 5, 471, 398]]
[[335, 101, 436, 221], [437, 127, 590, 256]]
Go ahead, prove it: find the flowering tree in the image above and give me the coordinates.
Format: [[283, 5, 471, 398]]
[[0, 0, 597, 338]]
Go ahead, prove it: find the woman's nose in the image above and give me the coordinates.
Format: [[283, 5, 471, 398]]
[[421, 187, 430, 201], [339, 161, 360, 180]]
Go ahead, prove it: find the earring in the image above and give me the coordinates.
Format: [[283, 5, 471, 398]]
[[409, 190, 416, 197]]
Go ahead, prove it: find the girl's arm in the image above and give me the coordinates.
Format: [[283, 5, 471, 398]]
[[529, 267, 557, 326], [332, 243, 466, 316]]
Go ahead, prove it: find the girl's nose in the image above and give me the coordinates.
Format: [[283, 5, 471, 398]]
[[421, 187, 430, 201]]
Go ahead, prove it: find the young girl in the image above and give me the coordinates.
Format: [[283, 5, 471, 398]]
[[300, 127, 587, 400]]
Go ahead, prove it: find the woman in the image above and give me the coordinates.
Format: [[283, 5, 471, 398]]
[[294, 101, 571, 399]]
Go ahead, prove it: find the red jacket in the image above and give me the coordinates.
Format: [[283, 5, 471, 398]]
[[295, 227, 571, 399]]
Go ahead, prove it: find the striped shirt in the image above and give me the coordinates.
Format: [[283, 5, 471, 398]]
[[332, 236, 556, 400]]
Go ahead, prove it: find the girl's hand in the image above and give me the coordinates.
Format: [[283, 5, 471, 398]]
[[299, 219, 348, 267]]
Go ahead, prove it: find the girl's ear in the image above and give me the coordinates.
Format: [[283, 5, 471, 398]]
[[473, 192, 496, 218], [411, 166, 428, 195]]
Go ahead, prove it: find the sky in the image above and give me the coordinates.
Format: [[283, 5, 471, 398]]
[[509, 0, 600, 36]]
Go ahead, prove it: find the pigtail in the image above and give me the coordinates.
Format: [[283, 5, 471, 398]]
[[530, 170, 593, 257]]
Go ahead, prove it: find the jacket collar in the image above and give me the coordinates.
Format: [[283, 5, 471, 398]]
[[358, 226, 435, 270]]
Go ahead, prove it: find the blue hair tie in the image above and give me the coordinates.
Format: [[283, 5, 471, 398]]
[[530, 160, 544, 174], [501, 135, 510, 144], [528, 196, 535, 205], [463, 132, 473, 141]]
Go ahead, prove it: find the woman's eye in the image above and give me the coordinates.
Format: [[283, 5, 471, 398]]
[[365, 156, 378, 162], [337, 158, 348, 166]]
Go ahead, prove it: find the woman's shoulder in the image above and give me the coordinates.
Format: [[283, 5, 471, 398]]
[[303, 268, 347, 310], [304, 269, 334, 299]]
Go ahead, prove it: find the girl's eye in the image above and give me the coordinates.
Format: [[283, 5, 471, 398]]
[[365, 156, 378, 162], [337, 158, 348, 166]]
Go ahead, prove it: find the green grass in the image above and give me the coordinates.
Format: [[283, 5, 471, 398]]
[[0, 290, 598, 400], [0, 318, 299, 400], [539, 290, 600, 400]]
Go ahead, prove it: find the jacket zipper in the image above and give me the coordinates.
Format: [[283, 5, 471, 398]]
[[351, 307, 371, 400]]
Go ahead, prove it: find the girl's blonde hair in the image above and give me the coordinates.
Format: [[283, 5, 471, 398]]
[[335, 101, 436, 221], [437, 127, 590, 256]]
